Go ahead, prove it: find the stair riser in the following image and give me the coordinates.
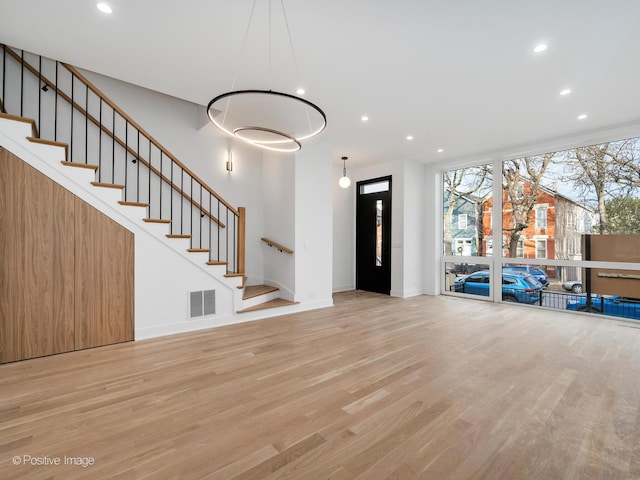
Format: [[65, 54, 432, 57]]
[[241, 289, 281, 309], [0, 116, 34, 139], [185, 251, 211, 265], [91, 186, 124, 204], [116, 204, 150, 223], [61, 166, 96, 185]]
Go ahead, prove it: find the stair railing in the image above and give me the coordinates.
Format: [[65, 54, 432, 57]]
[[0, 44, 244, 274]]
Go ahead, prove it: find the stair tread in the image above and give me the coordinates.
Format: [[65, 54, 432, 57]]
[[167, 234, 191, 239], [187, 248, 210, 253], [243, 285, 279, 300], [143, 218, 171, 224], [27, 136, 66, 148], [119, 201, 149, 207], [91, 182, 125, 189], [61, 161, 98, 171], [237, 298, 298, 313], [206, 261, 228, 266]]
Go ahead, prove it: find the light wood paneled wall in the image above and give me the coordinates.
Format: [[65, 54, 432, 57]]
[[75, 199, 134, 349], [0, 147, 75, 362], [0, 147, 134, 364]]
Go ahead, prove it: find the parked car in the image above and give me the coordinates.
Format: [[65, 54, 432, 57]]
[[566, 295, 640, 320], [453, 270, 542, 304], [502, 265, 549, 286], [562, 280, 582, 293]]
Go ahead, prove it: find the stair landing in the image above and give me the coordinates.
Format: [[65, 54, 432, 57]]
[[237, 298, 299, 313], [243, 285, 279, 300]]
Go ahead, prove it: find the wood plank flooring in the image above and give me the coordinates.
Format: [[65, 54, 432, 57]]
[[1, 291, 640, 479]]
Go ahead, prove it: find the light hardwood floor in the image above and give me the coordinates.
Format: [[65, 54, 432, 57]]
[[2, 291, 640, 479]]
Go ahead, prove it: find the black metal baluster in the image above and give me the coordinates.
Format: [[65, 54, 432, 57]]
[[85, 86, 89, 166], [190, 178, 194, 249], [98, 97, 102, 178], [136, 130, 140, 203], [180, 169, 184, 235], [124, 119, 128, 201], [170, 162, 174, 234], [227, 208, 230, 272], [217, 201, 221, 263], [54, 62, 58, 141], [70, 74, 74, 162], [159, 152, 163, 220], [199, 184, 203, 250], [1, 46, 5, 113], [112, 109, 115, 184], [209, 194, 213, 261], [148, 142, 152, 215], [20, 50, 24, 116], [38, 55, 42, 133]]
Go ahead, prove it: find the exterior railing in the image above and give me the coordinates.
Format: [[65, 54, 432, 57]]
[[0, 44, 243, 274]]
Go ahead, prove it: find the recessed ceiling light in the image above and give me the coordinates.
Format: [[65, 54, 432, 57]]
[[533, 43, 548, 53], [361, 115, 369, 122], [437, 148, 444, 153], [97, 2, 112, 14], [406, 135, 414, 141], [560, 88, 571, 96], [296, 88, 305, 95], [577, 114, 588, 120]]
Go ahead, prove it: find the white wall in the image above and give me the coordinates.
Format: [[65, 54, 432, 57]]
[[332, 158, 429, 298], [402, 159, 427, 297], [294, 141, 334, 308], [423, 164, 441, 295], [332, 163, 356, 292], [262, 152, 295, 298]]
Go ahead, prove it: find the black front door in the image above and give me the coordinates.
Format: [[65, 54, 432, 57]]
[[356, 176, 391, 295]]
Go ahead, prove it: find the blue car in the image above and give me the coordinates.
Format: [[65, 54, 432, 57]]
[[454, 270, 542, 304], [502, 265, 549, 286], [566, 295, 640, 320]]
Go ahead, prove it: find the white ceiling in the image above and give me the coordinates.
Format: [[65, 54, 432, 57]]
[[2, 0, 640, 166]]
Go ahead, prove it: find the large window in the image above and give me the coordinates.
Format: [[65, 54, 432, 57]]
[[442, 165, 492, 256], [442, 134, 640, 322]]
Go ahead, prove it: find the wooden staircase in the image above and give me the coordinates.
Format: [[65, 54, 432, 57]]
[[0, 43, 300, 317], [1, 111, 299, 315], [238, 285, 298, 313]]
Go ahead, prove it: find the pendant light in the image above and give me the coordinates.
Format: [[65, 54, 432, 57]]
[[339, 156, 351, 188], [207, 0, 326, 152]]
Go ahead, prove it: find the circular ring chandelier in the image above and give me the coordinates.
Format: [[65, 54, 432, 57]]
[[207, 89, 326, 153], [207, 0, 327, 152]]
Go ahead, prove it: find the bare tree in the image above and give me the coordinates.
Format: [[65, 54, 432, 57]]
[[609, 138, 640, 188], [502, 154, 554, 257], [443, 167, 489, 255], [562, 140, 638, 233]]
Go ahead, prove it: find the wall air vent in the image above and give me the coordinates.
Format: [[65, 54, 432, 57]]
[[189, 289, 216, 319]]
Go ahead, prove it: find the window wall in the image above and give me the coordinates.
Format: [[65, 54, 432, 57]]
[[442, 135, 640, 322]]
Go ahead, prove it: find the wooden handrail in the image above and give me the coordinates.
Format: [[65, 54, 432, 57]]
[[2, 46, 229, 226], [63, 64, 239, 216], [261, 237, 294, 254]]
